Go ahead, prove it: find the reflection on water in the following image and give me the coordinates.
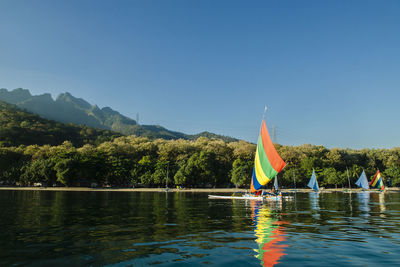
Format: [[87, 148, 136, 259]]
[[357, 191, 388, 218], [309, 192, 320, 211], [357, 191, 371, 214], [379, 193, 386, 216], [251, 201, 288, 266], [309, 192, 320, 220], [1, 190, 400, 266]]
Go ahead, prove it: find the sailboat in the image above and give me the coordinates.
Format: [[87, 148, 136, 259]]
[[165, 162, 170, 192], [370, 170, 385, 192], [355, 170, 369, 190], [307, 169, 319, 192], [209, 109, 291, 201], [273, 175, 279, 192]]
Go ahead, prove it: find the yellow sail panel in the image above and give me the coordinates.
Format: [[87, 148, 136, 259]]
[[254, 147, 273, 185]]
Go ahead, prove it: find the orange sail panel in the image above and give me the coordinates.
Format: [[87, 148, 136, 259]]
[[251, 119, 286, 191], [260, 120, 286, 173]]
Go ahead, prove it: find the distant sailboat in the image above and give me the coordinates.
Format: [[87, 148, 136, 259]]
[[165, 162, 170, 192], [307, 170, 319, 192], [369, 170, 385, 191], [274, 175, 279, 192], [355, 170, 369, 190]]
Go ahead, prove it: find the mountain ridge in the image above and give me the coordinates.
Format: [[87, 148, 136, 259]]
[[0, 88, 238, 142], [0, 99, 119, 147]]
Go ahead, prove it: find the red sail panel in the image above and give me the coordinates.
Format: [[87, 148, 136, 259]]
[[260, 120, 286, 173]]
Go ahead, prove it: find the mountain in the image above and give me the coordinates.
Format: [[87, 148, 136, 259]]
[[0, 100, 120, 147], [0, 88, 238, 142], [0, 88, 135, 130]]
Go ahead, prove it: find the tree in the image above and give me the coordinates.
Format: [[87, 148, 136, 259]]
[[54, 158, 76, 186], [384, 167, 400, 187], [21, 159, 56, 185], [152, 160, 169, 186], [231, 158, 252, 188], [321, 167, 345, 188], [138, 155, 154, 186], [174, 153, 201, 187]]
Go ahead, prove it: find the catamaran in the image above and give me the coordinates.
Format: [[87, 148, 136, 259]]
[[209, 108, 291, 201]]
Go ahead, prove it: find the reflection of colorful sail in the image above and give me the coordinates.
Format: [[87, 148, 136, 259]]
[[379, 193, 386, 215], [251, 202, 288, 266], [251, 119, 286, 192], [369, 170, 384, 191]]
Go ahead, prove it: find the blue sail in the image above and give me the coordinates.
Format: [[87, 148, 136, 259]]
[[307, 170, 319, 191], [274, 175, 279, 191], [355, 170, 369, 190]]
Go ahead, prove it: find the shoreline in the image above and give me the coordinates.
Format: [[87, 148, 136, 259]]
[[0, 186, 399, 193]]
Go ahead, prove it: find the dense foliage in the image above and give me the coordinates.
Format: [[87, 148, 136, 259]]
[[1, 97, 399, 188], [0, 100, 121, 147], [1, 135, 400, 188]]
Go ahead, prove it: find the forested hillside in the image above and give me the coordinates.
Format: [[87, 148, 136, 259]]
[[1, 95, 400, 189], [0, 88, 237, 142], [0, 100, 120, 147]]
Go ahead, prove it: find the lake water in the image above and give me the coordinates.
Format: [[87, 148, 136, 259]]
[[1, 190, 400, 266]]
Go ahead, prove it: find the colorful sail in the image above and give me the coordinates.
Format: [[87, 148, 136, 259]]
[[251, 119, 286, 192], [307, 170, 319, 192], [369, 170, 384, 191], [355, 170, 369, 190]]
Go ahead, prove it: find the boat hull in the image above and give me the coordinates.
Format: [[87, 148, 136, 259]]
[[208, 194, 293, 201]]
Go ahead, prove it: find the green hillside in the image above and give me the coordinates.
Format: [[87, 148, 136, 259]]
[[0, 88, 238, 142], [0, 100, 120, 147]]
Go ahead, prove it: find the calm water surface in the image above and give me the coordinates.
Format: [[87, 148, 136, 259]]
[[1, 190, 400, 266]]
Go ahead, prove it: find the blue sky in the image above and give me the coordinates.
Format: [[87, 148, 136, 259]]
[[1, 0, 399, 149]]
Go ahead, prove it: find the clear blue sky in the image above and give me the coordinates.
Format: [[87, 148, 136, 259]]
[[1, 0, 399, 149]]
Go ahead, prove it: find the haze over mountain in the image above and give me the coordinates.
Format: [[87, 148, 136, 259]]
[[0, 88, 237, 142], [0, 99, 119, 147]]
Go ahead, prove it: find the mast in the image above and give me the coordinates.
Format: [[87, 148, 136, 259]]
[[166, 162, 169, 189], [293, 168, 296, 189], [262, 106, 268, 121], [346, 166, 351, 190]]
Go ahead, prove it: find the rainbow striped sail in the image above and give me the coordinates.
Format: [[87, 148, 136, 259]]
[[369, 170, 384, 191], [251, 119, 286, 192]]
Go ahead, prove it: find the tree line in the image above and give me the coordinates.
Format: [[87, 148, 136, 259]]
[[1, 136, 399, 188]]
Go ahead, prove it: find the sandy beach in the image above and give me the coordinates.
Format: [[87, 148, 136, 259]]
[[0, 186, 399, 193]]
